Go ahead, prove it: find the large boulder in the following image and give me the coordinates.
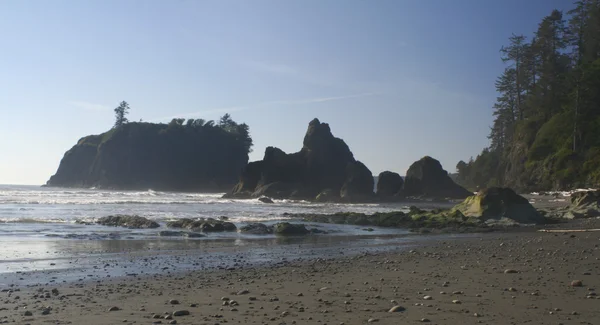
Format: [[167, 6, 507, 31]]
[[376, 171, 404, 197], [452, 187, 545, 224], [404, 156, 472, 199], [225, 119, 374, 202], [96, 215, 160, 229]]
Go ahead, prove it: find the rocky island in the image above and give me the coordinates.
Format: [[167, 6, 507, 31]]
[[46, 115, 252, 191]]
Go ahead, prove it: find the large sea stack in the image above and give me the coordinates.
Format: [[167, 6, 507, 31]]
[[225, 118, 374, 202], [46, 121, 251, 191], [404, 156, 472, 199]]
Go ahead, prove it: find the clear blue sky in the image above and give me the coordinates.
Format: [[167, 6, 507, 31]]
[[0, 0, 574, 185]]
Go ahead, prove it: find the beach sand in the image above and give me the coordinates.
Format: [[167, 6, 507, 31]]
[[2, 219, 599, 325]]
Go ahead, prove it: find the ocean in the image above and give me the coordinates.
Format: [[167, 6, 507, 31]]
[[0, 184, 464, 285]]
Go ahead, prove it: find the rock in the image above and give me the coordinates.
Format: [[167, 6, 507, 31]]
[[340, 161, 374, 202], [96, 215, 160, 229], [388, 306, 405, 312], [23, 311, 32, 316], [404, 156, 472, 199], [504, 269, 519, 274], [237, 289, 250, 295], [108, 306, 120, 312], [258, 197, 274, 204], [158, 231, 204, 238], [421, 318, 431, 323], [166, 218, 236, 232], [452, 300, 461, 304], [376, 171, 404, 198], [423, 296, 432, 300], [51, 288, 59, 296], [571, 280, 583, 287], [172, 310, 190, 316], [224, 118, 374, 203], [452, 187, 545, 224], [273, 222, 309, 235], [239, 223, 273, 235], [169, 299, 180, 305]]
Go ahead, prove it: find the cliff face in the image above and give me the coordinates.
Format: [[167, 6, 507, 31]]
[[225, 118, 374, 202], [47, 122, 250, 191]]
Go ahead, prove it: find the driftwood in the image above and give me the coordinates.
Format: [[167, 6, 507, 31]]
[[539, 229, 600, 233]]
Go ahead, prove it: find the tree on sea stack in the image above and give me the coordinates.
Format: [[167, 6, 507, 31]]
[[113, 101, 130, 128]]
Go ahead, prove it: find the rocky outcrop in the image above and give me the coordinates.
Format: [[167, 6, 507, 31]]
[[224, 119, 374, 202], [166, 218, 237, 232], [46, 120, 251, 191], [452, 187, 545, 224], [96, 215, 160, 229], [404, 156, 472, 199], [376, 171, 404, 198]]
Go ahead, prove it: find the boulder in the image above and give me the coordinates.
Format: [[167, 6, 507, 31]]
[[225, 119, 374, 202], [404, 156, 472, 199], [376, 171, 404, 197], [273, 222, 309, 235], [96, 215, 160, 229], [239, 223, 273, 235], [452, 187, 545, 224]]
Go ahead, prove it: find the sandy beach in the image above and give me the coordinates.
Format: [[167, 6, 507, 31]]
[[1, 217, 599, 325]]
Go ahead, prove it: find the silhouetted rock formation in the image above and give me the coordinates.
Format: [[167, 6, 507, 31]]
[[46, 121, 250, 191], [376, 171, 404, 198], [224, 118, 374, 202], [404, 156, 472, 199]]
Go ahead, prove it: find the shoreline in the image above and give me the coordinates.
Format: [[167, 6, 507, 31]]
[[1, 226, 599, 324]]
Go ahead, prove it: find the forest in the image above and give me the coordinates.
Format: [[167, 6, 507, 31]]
[[455, 0, 600, 192]]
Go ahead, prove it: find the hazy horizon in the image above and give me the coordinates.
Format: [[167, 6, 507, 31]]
[[0, 0, 573, 185]]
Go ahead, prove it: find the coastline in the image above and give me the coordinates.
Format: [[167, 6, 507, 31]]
[[2, 219, 599, 324]]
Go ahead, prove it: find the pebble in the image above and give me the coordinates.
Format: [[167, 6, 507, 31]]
[[172, 310, 190, 316], [571, 280, 583, 287], [421, 318, 431, 322], [423, 296, 432, 300], [108, 306, 120, 312], [388, 305, 405, 313], [504, 269, 518, 274], [169, 299, 180, 305], [452, 300, 461, 304]]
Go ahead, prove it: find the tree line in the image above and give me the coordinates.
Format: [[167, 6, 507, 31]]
[[456, 0, 600, 191]]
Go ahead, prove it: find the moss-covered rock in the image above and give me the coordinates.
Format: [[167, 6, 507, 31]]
[[239, 223, 273, 235], [166, 218, 237, 232], [452, 187, 545, 224], [273, 222, 309, 235], [96, 215, 160, 229]]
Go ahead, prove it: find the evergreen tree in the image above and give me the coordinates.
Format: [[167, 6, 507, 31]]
[[114, 101, 130, 128]]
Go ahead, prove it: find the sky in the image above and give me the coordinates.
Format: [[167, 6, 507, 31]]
[[0, 0, 575, 185]]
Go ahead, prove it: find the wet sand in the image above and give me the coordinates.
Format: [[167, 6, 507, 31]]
[[2, 219, 599, 325]]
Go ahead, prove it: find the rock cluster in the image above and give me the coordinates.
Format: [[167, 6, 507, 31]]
[[224, 119, 374, 202]]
